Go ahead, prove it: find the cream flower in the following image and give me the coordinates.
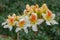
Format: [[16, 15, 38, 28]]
[[2, 14, 20, 31], [42, 10, 58, 25], [30, 13, 44, 31], [15, 15, 30, 33], [2, 15, 15, 31]]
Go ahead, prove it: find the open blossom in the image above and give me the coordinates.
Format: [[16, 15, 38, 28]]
[[2, 15, 15, 31], [15, 15, 30, 33], [42, 10, 58, 25], [2, 14, 20, 31], [30, 13, 44, 31]]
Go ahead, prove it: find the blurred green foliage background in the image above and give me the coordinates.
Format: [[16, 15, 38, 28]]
[[0, 0, 60, 40]]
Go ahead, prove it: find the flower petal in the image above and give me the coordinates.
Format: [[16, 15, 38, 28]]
[[46, 21, 51, 25], [24, 27, 28, 33], [52, 14, 55, 20], [2, 22, 7, 26], [24, 16, 31, 27], [42, 13, 46, 20], [25, 22, 31, 27], [32, 25, 38, 31], [15, 28, 21, 32], [50, 20, 58, 25], [37, 19, 44, 25], [8, 26, 13, 31], [24, 16, 29, 21], [3, 25, 9, 28]]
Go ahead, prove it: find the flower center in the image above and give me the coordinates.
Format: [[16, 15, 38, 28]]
[[30, 13, 37, 24], [8, 17, 14, 26], [46, 10, 52, 21], [18, 20, 25, 28]]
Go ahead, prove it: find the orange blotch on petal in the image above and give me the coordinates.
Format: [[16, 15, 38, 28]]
[[18, 20, 25, 27], [8, 17, 14, 25], [46, 10, 52, 21], [30, 13, 37, 24], [47, 10, 52, 17]]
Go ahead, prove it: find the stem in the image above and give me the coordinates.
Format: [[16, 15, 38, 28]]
[[17, 32, 20, 40]]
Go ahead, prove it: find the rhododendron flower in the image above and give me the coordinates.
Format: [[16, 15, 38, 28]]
[[2, 14, 20, 31], [2, 15, 15, 31], [15, 15, 30, 33], [30, 13, 44, 31], [42, 10, 58, 25]]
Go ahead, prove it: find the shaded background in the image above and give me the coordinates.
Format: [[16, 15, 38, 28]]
[[0, 0, 60, 40]]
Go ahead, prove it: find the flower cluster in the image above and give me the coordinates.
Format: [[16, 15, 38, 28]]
[[2, 4, 58, 33]]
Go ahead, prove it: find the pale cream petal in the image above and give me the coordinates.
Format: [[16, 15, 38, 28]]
[[23, 27, 28, 33], [46, 21, 51, 25], [1, 22, 6, 26], [24, 16, 31, 27], [37, 19, 44, 25], [25, 22, 31, 27], [32, 25, 38, 31], [25, 19, 31, 27], [8, 26, 13, 31], [14, 21, 18, 25], [52, 14, 55, 20], [3, 25, 9, 28], [24, 16, 29, 21], [15, 28, 21, 32], [42, 13, 46, 16], [15, 21, 19, 26], [2, 22, 7, 26], [50, 20, 58, 25], [42, 13, 46, 20]]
